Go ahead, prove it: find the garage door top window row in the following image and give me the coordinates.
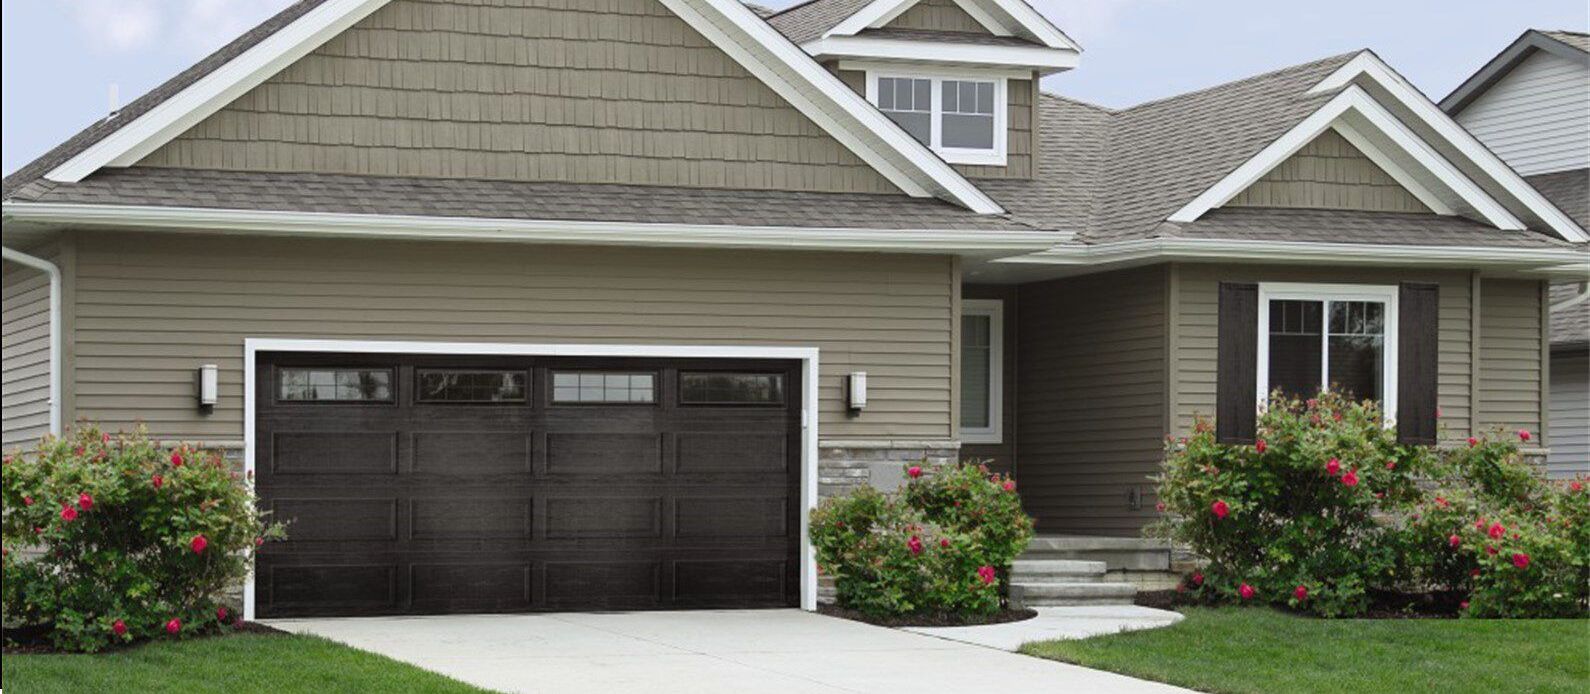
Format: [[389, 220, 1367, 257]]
[[277, 367, 784, 406]]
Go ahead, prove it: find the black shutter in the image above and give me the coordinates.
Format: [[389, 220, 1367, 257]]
[[1217, 282, 1259, 443], [1397, 282, 1440, 445]]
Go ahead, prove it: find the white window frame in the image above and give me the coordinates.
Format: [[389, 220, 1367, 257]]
[[865, 69, 1008, 166], [1256, 283, 1399, 425], [961, 299, 1004, 443]]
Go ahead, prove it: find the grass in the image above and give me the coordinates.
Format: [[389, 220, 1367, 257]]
[[2, 632, 493, 694], [1020, 607, 1589, 694]]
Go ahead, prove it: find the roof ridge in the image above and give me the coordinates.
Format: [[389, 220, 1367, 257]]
[[1035, 91, 1118, 114], [765, 0, 827, 19], [1112, 49, 1364, 113]]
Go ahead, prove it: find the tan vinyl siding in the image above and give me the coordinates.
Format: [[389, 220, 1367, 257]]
[[1478, 279, 1545, 437], [1016, 266, 1168, 536], [1173, 264, 1477, 443], [959, 284, 1017, 475], [883, 0, 992, 34], [834, 70, 1035, 179], [68, 231, 953, 443], [136, 0, 898, 195], [1225, 129, 1431, 213], [2, 242, 57, 451]]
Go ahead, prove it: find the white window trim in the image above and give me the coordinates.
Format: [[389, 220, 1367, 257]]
[[865, 70, 1008, 167], [1256, 283, 1399, 426], [961, 299, 1004, 444]]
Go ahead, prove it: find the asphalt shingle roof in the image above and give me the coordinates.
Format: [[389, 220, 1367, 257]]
[[765, 0, 875, 45], [1160, 207, 1575, 248], [1541, 30, 1590, 53], [1552, 282, 1590, 350], [1527, 169, 1590, 232]]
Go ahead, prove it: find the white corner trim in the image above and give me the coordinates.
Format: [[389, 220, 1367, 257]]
[[827, 0, 1081, 52], [44, 0, 391, 182], [0, 201, 1066, 252], [1312, 52, 1590, 243], [1328, 121, 1454, 215], [0, 246, 62, 437], [959, 299, 1003, 444], [994, 237, 1589, 269], [1256, 282, 1399, 426], [241, 338, 823, 620], [1167, 86, 1525, 231], [804, 36, 1080, 71]]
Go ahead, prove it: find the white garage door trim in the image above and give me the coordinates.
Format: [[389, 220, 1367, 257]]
[[241, 337, 821, 620]]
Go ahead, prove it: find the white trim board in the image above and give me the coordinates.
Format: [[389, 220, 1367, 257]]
[[1256, 282, 1399, 427], [1168, 86, 1525, 230], [806, 37, 1080, 72], [1312, 52, 1589, 243], [0, 201, 1066, 253], [241, 338, 823, 621]]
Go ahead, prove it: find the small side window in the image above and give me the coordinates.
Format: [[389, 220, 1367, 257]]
[[279, 368, 393, 402], [552, 372, 656, 404], [416, 369, 527, 403], [680, 373, 785, 405]]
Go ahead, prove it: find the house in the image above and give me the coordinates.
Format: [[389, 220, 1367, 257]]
[[1441, 29, 1590, 479], [3, 0, 1584, 619]]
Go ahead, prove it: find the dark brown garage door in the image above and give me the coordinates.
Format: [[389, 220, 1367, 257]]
[[254, 352, 800, 617]]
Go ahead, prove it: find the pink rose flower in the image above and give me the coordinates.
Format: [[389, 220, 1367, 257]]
[[1459, 601, 1469, 610], [1449, 534, 1461, 549], [22, 496, 33, 506], [1512, 553, 1530, 569], [152, 474, 164, 489], [113, 619, 127, 636], [1517, 429, 1531, 442], [906, 535, 923, 555], [1294, 585, 1308, 602], [1254, 439, 1267, 454], [1466, 437, 1478, 448], [1341, 469, 1359, 487], [1487, 522, 1505, 540], [171, 452, 184, 467], [190, 534, 209, 554], [1155, 501, 1167, 512], [976, 565, 997, 585], [1239, 583, 1255, 600], [166, 618, 182, 635], [78, 493, 93, 511], [940, 538, 951, 549], [1211, 500, 1230, 519], [1384, 460, 1396, 470], [1002, 479, 1016, 492], [906, 466, 922, 478], [60, 505, 79, 522], [217, 606, 229, 622], [1191, 572, 1204, 587], [1325, 458, 1341, 476]]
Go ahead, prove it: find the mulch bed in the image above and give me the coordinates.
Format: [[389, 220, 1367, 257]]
[[3, 620, 286, 655], [1133, 588, 1465, 619], [818, 604, 1037, 628]]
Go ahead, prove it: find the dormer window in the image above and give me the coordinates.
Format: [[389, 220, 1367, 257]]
[[868, 72, 1006, 166]]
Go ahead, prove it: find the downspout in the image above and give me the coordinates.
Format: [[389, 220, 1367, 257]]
[[1, 245, 62, 437]]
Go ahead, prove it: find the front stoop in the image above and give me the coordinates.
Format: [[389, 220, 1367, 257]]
[[1010, 536, 1182, 606], [1007, 559, 1138, 608]]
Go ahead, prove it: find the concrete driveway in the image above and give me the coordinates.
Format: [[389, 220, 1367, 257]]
[[267, 609, 1192, 694]]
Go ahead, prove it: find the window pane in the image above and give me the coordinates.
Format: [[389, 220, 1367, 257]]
[[680, 373, 785, 405], [417, 369, 526, 403], [961, 314, 992, 429], [1267, 300, 1323, 401], [884, 111, 932, 145], [279, 368, 394, 402], [942, 113, 994, 149], [942, 80, 958, 111], [879, 77, 933, 146], [553, 371, 656, 404], [977, 81, 994, 113], [1327, 301, 1385, 402]]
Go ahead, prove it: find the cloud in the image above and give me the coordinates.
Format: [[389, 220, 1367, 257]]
[[62, 0, 292, 54]]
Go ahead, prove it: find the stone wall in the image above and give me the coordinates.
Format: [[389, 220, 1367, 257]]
[[817, 440, 960, 500]]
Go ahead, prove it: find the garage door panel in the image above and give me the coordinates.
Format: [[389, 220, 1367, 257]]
[[269, 563, 399, 611], [676, 433, 787, 473], [545, 432, 663, 475], [410, 431, 533, 476], [675, 497, 788, 539], [271, 498, 399, 542], [270, 432, 399, 475], [673, 560, 788, 603], [543, 561, 662, 607], [409, 498, 533, 541], [409, 562, 533, 609], [543, 496, 662, 539]]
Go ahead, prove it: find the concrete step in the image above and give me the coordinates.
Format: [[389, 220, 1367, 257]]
[[1021, 536, 1172, 572], [1009, 581, 1138, 608], [1009, 559, 1107, 582]]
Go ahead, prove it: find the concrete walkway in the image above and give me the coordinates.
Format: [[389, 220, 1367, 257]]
[[905, 606, 1184, 651], [267, 609, 1194, 694]]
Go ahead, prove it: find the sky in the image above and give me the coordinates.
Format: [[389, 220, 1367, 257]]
[[3, 0, 1586, 176]]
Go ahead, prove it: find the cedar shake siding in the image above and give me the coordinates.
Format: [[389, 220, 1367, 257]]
[[1, 242, 57, 450], [1015, 266, 1169, 536], [136, 0, 900, 194], [882, 0, 994, 35], [1477, 278, 1546, 437], [65, 231, 955, 444], [1225, 129, 1432, 213]]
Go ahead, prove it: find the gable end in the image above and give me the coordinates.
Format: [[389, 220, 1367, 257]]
[[1225, 129, 1431, 214]]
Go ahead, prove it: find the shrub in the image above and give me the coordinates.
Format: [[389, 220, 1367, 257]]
[[1154, 390, 1587, 618], [810, 461, 1033, 617], [2, 425, 285, 652]]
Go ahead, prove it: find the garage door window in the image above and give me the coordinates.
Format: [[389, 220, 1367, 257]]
[[416, 369, 527, 403], [552, 372, 656, 403], [680, 372, 784, 405], [278, 368, 393, 402]]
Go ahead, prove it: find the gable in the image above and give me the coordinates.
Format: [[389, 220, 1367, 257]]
[[1454, 49, 1590, 176], [134, 0, 900, 194], [1225, 129, 1431, 214], [882, 0, 992, 35]]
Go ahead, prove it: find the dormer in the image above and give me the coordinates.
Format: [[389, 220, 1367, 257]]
[[769, 0, 1080, 176]]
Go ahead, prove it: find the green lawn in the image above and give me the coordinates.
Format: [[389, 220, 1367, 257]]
[[2, 633, 493, 694], [1021, 607, 1588, 694]]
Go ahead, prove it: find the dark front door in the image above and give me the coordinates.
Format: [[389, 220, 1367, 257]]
[[254, 352, 800, 617]]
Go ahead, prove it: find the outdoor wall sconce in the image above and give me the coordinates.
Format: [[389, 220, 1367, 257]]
[[196, 364, 218, 413], [847, 371, 868, 414]]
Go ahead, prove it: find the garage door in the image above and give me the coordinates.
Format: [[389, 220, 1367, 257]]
[[254, 352, 800, 617]]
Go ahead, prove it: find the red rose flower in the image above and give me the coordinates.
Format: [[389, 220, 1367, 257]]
[[1294, 585, 1308, 602], [1239, 583, 1255, 600], [940, 538, 951, 549], [152, 474, 164, 489], [112, 620, 127, 636], [1571, 481, 1583, 493], [1211, 500, 1230, 519], [190, 534, 209, 554], [254, 536, 265, 547], [1517, 429, 1531, 442], [1486, 545, 1497, 556], [1449, 534, 1461, 549], [1325, 458, 1341, 476], [1459, 601, 1469, 610], [1435, 496, 1448, 508], [60, 505, 78, 522], [1470, 568, 1481, 577], [166, 619, 181, 635], [1487, 522, 1505, 540], [1384, 460, 1396, 470], [906, 535, 923, 555], [171, 452, 184, 467], [1512, 553, 1530, 569], [1466, 437, 1478, 448], [1474, 517, 1487, 530], [1341, 469, 1359, 487], [1002, 479, 1016, 492], [906, 465, 922, 478], [976, 565, 997, 585], [78, 493, 93, 511], [1155, 501, 1167, 513], [1191, 572, 1204, 587], [217, 606, 229, 622], [1254, 439, 1267, 454], [22, 496, 33, 506]]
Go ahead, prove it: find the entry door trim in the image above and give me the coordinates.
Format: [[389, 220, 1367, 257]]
[[243, 338, 821, 620]]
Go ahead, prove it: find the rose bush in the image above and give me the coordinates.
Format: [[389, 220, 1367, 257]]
[[2, 425, 285, 651], [1153, 391, 1587, 618], [809, 461, 1033, 617]]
